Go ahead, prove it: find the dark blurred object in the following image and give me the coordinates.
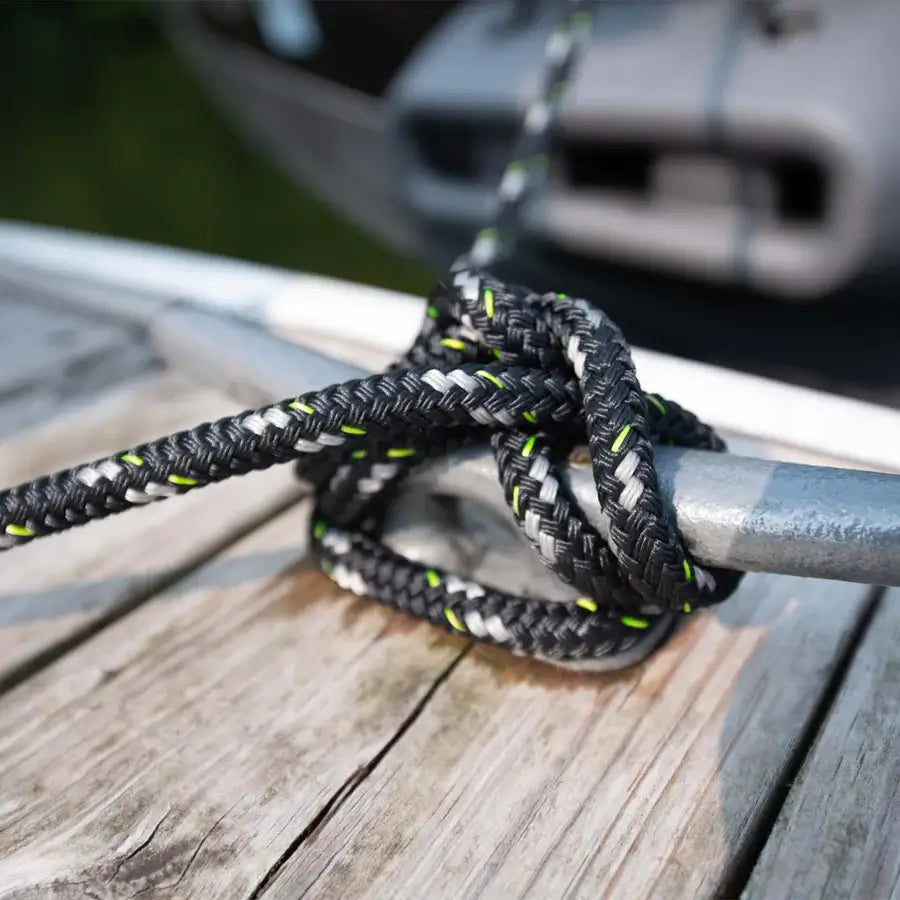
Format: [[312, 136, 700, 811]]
[[192, 0, 459, 96], [165, 0, 459, 251], [164, 0, 900, 405], [0, 0, 157, 102]]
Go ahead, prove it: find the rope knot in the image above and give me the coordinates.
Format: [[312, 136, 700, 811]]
[[0, 267, 742, 666], [308, 271, 742, 664]]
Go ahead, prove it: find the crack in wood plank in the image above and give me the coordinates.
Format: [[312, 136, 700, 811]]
[[106, 808, 174, 885], [744, 585, 900, 899], [252, 574, 875, 900], [718, 585, 882, 898], [247, 647, 470, 900], [130, 802, 239, 897], [0, 501, 468, 897]]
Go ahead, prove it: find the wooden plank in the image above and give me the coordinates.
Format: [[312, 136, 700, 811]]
[[256, 576, 874, 900], [0, 293, 152, 439], [0, 503, 465, 897], [745, 591, 900, 899], [0, 299, 888, 896], [0, 371, 301, 687], [0, 341, 159, 442], [0, 294, 127, 399]]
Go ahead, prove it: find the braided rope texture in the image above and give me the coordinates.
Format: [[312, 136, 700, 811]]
[[0, 270, 742, 663], [464, 0, 594, 271]]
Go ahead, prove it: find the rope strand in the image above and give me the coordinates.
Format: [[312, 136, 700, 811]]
[[0, 272, 742, 662], [0, 2, 743, 664]]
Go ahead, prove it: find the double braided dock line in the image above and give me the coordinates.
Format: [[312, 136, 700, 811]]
[[0, 2, 742, 662], [0, 272, 742, 662]]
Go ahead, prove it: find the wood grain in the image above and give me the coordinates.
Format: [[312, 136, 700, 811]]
[[258, 576, 874, 900], [745, 590, 900, 899], [0, 341, 159, 441], [0, 295, 127, 398], [0, 301, 892, 898], [0, 372, 301, 687], [0, 293, 150, 438], [0, 503, 465, 898]]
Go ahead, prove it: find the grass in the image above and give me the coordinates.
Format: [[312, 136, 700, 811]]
[[0, 2, 436, 295]]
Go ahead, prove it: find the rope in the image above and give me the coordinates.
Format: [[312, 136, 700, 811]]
[[462, 0, 594, 271], [0, 1, 743, 664], [0, 271, 742, 661]]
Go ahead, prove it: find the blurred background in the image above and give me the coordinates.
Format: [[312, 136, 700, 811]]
[[0, 0, 436, 294], [3, 0, 900, 403]]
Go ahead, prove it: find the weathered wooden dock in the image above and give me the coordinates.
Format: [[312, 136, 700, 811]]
[[1, 275, 898, 899]]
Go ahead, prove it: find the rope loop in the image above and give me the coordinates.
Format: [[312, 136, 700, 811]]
[[0, 2, 744, 665], [305, 270, 743, 662], [0, 272, 742, 664]]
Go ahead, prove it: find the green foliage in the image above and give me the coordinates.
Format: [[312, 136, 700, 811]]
[[0, 1, 436, 295]]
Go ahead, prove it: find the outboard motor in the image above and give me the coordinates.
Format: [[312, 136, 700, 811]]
[[389, 0, 900, 302]]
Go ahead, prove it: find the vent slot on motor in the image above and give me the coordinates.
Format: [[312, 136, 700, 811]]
[[410, 117, 518, 182], [561, 140, 828, 226]]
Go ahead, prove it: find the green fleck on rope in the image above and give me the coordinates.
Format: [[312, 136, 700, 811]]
[[611, 424, 632, 453], [444, 608, 466, 632], [440, 338, 466, 351], [683, 559, 693, 582], [476, 369, 505, 389], [621, 616, 649, 630], [427, 305, 439, 319], [646, 394, 666, 415], [484, 288, 495, 318], [340, 425, 367, 436], [314, 520, 328, 540], [492, 348, 502, 360], [522, 410, 538, 424], [426, 569, 441, 589], [6, 523, 35, 537], [512, 485, 521, 516], [571, 9, 593, 31], [522, 435, 537, 458], [387, 447, 415, 459], [167, 474, 197, 486], [683, 603, 693, 614], [351, 449, 367, 460], [576, 597, 598, 612], [120, 453, 144, 466], [289, 401, 314, 414]]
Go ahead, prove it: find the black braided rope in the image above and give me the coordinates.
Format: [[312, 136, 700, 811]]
[[0, 270, 742, 662], [0, 1, 743, 663], [461, 0, 594, 271]]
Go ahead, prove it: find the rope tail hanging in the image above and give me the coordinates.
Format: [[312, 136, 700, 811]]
[[0, 1, 744, 664], [462, 0, 595, 272]]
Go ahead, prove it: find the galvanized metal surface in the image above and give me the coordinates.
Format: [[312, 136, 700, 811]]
[[151, 305, 900, 588]]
